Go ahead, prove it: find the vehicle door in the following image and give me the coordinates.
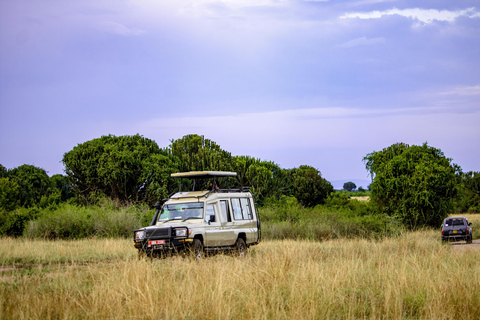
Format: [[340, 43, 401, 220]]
[[204, 203, 222, 247]]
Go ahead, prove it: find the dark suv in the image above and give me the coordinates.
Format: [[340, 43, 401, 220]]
[[441, 217, 473, 244]]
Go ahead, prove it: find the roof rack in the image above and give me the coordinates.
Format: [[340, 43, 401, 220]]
[[171, 171, 238, 193], [171, 171, 237, 179]]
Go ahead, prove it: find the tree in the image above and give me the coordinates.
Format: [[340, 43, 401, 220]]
[[8, 165, 51, 207], [290, 165, 334, 207], [364, 142, 458, 229], [0, 164, 7, 178], [456, 171, 480, 213], [0, 178, 20, 211], [50, 174, 74, 202], [63, 134, 178, 204], [343, 181, 357, 192], [169, 134, 233, 172]]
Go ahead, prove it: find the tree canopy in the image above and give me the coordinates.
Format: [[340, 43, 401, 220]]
[[364, 142, 458, 229], [169, 134, 232, 172], [456, 171, 480, 213], [62, 134, 179, 205], [290, 165, 333, 207], [343, 182, 357, 192], [8, 165, 51, 208]]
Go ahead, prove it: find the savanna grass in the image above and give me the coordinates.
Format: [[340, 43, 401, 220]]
[[1, 231, 480, 319]]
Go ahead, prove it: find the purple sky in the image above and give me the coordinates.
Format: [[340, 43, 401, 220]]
[[1, 0, 479, 188]]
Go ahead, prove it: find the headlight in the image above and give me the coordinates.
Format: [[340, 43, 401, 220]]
[[135, 230, 146, 240], [174, 228, 188, 237]]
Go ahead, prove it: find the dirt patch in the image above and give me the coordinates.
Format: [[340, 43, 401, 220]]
[[350, 196, 370, 202], [451, 239, 480, 251]]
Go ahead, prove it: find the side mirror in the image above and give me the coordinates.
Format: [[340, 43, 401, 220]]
[[468, 222, 472, 226], [210, 215, 216, 223], [154, 202, 162, 209]]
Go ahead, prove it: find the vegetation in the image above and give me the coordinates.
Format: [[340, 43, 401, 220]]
[[62, 134, 179, 206], [1, 230, 480, 319], [343, 181, 357, 191], [0, 136, 478, 239], [455, 171, 480, 213], [364, 142, 458, 229], [290, 165, 333, 207]]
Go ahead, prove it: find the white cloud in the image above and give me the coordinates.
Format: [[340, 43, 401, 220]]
[[340, 7, 479, 24], [439, 85, 480, 96], [99, 21, 146, 36], [338, 36, 385, 48]]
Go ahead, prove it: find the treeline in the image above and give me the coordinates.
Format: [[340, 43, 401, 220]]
[[1, 135, 479, 238]]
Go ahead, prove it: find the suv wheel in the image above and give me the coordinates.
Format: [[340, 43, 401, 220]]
[[235, 238, 247, 258], [193, 238, 204, 260]]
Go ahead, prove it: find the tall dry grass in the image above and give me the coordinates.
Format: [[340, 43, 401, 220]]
[[1, 230, 480, 319]]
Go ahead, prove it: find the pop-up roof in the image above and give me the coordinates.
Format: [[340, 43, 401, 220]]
[[171, 171, 237, 179]]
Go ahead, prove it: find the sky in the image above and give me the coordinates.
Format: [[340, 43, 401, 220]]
[[1, 0, 479, 188]]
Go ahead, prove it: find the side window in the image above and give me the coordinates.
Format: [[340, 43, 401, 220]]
[[220, 200, 232, 222], [205, 204, 216, 223], [240, 198, 253, 220], [231, 198, 243, 220]]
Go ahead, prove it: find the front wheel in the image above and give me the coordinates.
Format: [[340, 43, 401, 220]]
[[193, 238, 204, 260], [235, 238, 247, 258]]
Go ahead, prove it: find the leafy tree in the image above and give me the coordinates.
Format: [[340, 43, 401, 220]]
[[8, 165, 51, 207], [169, 134, 233, 172], [357, 186, 366, 193], [50, 174, 74, 202], [231, 156, 258, 188], [290, 165, 334, 207], [0, 164, 7, 178], [63, 134, 177, 205], [364, 142, 458, 229], [343, 181, 357, 192], [456, 171, 480, 213], [0, 177, 20, 211], [230, 156, 291, 204]]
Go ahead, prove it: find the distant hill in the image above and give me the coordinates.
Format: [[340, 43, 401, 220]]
[[330, 179, 371, 191]]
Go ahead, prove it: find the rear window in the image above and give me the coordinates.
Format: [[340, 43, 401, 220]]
[[444, 218, 465, 226], [231, 198, 254, 220]]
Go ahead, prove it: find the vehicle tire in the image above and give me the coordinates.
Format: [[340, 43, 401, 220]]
[[235, 238, 247, 258], [193, 238, 204, 260], [467, 236, 473, 244]]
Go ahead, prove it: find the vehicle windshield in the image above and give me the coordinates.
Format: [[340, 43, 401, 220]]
[[158, 203, 204, 221], [444, 218, 465, 226]]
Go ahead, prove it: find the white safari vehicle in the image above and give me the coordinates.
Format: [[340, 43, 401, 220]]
[[134, 171, 261, 258]]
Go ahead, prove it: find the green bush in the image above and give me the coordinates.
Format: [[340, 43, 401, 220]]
[[258, 197, 402, 240], [24, 202, 154, 239], [0, 207, 40, 237]]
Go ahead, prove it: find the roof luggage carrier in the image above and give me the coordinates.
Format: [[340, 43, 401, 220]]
[[170, 171, 250, 197]]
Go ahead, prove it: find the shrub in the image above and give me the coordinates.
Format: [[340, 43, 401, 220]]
[[0, 207, 40, 237], [24, 202, 154, 239]]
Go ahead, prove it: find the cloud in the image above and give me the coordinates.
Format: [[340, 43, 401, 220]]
[[135, 104, 478, 150], [338, 36, 385, 48], [99, 21, 146, 36], [439, 85, 480, 96], [340, 7, 479, 24]]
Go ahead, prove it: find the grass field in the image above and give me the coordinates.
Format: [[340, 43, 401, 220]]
[[2, 219, 480, 320]]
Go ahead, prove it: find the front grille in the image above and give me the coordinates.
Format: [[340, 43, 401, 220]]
[[147, 227, 170, 238]]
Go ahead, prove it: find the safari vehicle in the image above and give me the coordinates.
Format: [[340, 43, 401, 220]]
[[134, 171, 261, 258], [441, 217, 473, 244]]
